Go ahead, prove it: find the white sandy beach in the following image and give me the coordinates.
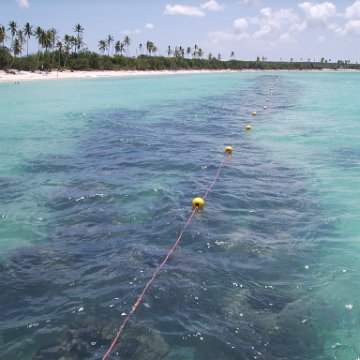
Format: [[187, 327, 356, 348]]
[[0, 69, 240, 83]]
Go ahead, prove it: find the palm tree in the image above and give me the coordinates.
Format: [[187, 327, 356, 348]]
[[123, 35, 130, 56], [115, 40, 121, 55], [193, 44, 198, 58], [145, 41, 157, 56], [23, 22, 32, 56], [47, 28, 58, 68], [13, 38, 23, 55], [138, 43, 143, 56], [186, 46, 191, 58], [0, 25, 8, 47], [179, 46, 185, 58], [49, 28, 57, 49], [146, 41, 154, 56], [98, 39, 107, 54], [74, 24, 83, 42], [70, 36, 77, 53], [56, 41, 63, 69], [151, 44, 157, 56], [115, 41, 125, 56], [63, 39, 71, 69], [106, 34, 114, 56], [34, 26, 43, 53], [11, 37, 23, 67], [74, 23, 84, 36], [16, 30, 25, 48], [230, 51, 235, 59], [40, 30, 53, 53], [198, 48, 204, 58], [167, 45, 172, 57], [8, 21, 17, 45], [33, 26, 44, 69], [73, 24, 84, 54], [75, 36, 85, 53], [98, 39, 107, 70], [63, 34, 72, 53]]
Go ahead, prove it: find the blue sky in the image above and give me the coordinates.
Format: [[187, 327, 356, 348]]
[[1, 0, 360, 61]]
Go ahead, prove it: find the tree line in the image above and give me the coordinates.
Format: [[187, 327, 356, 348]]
[[1, 21, 359, 72]]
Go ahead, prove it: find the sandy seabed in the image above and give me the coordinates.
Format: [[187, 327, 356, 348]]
[[0, 69, 240, 83]]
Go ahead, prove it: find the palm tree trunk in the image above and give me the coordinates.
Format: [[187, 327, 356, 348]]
[[63, 54, 68, 69], [10, 55, 16, 68], [51, 51, 56, 69], [58, 50, 61, 70], [36, 44, 40, 69]]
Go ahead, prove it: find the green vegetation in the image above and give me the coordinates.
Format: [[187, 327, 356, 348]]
[[1, 21, 359, 72]]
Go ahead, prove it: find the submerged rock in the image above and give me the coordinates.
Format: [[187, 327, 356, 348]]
[[118, 327, 169, 360], [34, 317, 169, 360]]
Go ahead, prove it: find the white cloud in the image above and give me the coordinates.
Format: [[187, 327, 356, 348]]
[[248, 16, 260, 25], [279, 33, 292, 41], [213, 6, 305, 42], [251, 7, 304, 38], [15, 0, 29, 8], [200, 0, 224, 11], [208, 30, 249, 43], [290, 20, 307, 32], [318, 35, 325, 42], [343, 19, 360, 35], [298, 2, 337, 26], [233, 18, 248, 32], [269, 32, 294, 47], [253, 25, 271, 38], [209, 31, 237, 42], [145, 23, 154, 29], [260, 7, 272, 17], [345, 1, 360, 19], [239, 0, 262, 5], [164, 2, 223, 17], [164, 4, 205, 17]]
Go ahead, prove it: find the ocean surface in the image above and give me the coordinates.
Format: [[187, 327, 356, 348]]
[[0, 71, 359, 360]]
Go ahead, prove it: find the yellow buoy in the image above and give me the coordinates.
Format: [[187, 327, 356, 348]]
[[245, 125, 252, 131], [192, 197, 205, 210], [225, 146, 233, 155], [252, 111, 257, 116]]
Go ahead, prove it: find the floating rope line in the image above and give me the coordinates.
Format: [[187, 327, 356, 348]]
[[102, 77, 280, 359], [203, 153, 230, 200], [102, 147, 232, 360]]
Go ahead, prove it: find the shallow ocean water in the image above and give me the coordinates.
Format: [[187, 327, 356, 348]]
[[0, 71, 359, 359]]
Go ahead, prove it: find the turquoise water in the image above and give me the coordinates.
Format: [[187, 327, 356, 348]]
[[0, 71, 359, 359]]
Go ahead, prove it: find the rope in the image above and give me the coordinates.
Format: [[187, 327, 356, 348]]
[[203, 154, 229, 200], [102, 155, 229, 360]]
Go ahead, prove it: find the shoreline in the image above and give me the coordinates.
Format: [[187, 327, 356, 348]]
[[0, 69, 240, 83], [1, 68, 358, 84]]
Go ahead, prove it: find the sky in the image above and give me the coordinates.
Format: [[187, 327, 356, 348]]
[[1, 0, 360, 62]]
